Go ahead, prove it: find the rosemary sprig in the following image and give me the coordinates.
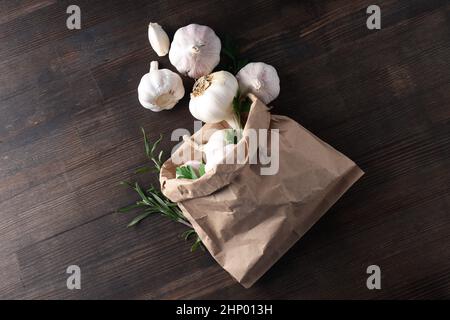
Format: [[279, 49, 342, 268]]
[[118, 128, 203, 252], [181, 229, 203, 252], [219, 36, 252, 129], [220, 35, 248, 75]]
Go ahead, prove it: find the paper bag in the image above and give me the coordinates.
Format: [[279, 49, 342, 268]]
[[160, 94, 364, 288]]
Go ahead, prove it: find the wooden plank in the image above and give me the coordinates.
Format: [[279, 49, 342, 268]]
[[0, 253, 23, 299]]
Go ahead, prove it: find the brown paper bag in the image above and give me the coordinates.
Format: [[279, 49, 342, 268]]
[[160, 94, 364, 288]]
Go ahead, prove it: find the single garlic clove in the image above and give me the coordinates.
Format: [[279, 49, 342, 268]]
[[138, 61, 185, 111], [148, 22, 170, 57], [169, 24, 221, 79], [236, 62, 280, 104]]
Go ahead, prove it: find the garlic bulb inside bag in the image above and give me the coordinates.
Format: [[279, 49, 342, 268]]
[[189, 71, 241, 129], [202, 130, 238, 172], [183, 129, 241, 173], [205, 144, 236, 172], [138, 61, 185, 111], [169, 24, 221, 78], [236, 62, 280, 104]]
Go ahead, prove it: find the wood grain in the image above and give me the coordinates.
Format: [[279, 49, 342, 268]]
[[0, 0, 449, 299]]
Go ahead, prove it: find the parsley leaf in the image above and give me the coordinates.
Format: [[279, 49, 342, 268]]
[[176, 163, 206, 180]]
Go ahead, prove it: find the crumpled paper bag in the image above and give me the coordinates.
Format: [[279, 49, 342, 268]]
[[160, 94, 364, 288]]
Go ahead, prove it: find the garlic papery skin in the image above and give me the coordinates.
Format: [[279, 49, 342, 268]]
[[189, 71, 240, 129], [236, 62, 280, 104], [169, 24, 221, 78], [138, 61, 185, 112], [148, 22, 170, 56]]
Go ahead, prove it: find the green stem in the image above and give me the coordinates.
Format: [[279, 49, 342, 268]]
[[177, 218, 193, 228]]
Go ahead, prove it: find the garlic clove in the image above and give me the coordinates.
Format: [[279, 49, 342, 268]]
[[169, 24, 221, 79], [138, 61, 185, 111], [148, 22, 170, 57], [236, 62, 280, 104]]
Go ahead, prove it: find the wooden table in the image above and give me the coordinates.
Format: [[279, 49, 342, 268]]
[[0, 0, 449, 299]]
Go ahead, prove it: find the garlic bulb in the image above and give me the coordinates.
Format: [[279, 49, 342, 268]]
[[169, 24, 221, 78], [138, 61, 185, 111], [205, 144, 235, 172], [148, 22, 170, 56], [236, 62, 280, 104], [189, 71, 240, 129], [202, 130, 234, 172], [202, 129, 230, 156], [183, 129, 239, 172]]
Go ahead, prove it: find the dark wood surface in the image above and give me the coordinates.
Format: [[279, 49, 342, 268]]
[[0, 0, 449, 299]]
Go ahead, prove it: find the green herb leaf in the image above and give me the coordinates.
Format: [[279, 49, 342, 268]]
[[119, 180, 133, 188], [233, 91, 252, 114], [240, 97, 252, 113], [119, 132, 203, 252], [198, 163, 206, 177], [134, 182, 149, 204], [232, 90, 252, 129], [191, 236, 203, 252], [237, 58, 249, 71], [224, 129, 237, 145], [118, 202, 144, 213], [221, 46, 236, 62], [142, 127, 151, 158], [181, 229, 197, 241], [127, 211, 153, 227], [141, 128, 164, 172], [134, 166, 151, 174], [176, 164, 206, 180], [189, 166, 198, 179], [232, 93, 241, 115], [220, 35, 246, 74], [150, 134, 163, 158], [176, 166, 190, 179]]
